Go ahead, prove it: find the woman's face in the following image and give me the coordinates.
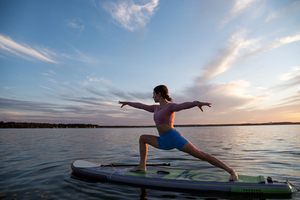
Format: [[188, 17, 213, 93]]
[[153, 91, 160, 103]]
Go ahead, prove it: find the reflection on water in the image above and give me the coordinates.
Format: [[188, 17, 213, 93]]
[[0, 125, 299, 199]]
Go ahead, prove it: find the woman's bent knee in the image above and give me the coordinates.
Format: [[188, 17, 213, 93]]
[[139, 135, 148, 143], [139, 135, 159, 149]]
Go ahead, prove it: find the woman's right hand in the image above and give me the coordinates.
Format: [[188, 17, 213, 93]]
[[119, 101, 128, 108]]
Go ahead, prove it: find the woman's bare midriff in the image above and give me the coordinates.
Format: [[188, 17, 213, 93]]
[[156, 124, 174, 135]]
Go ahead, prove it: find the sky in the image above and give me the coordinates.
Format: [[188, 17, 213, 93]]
[[0, 0, 300, 126]]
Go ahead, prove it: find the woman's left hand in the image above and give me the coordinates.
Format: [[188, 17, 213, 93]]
[[119, 101, 129, 108], [196, 101, 211, 112]]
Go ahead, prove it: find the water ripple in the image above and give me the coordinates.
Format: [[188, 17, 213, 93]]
[[0, 126, 299, 199]]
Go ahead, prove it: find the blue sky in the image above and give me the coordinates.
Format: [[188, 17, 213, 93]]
[[1, 0, 300, 125]]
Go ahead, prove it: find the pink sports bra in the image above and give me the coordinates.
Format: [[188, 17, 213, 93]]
[[128, 101, 198, 125]]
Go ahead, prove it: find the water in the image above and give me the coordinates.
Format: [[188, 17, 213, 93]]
[[0, 125, 299, 200]]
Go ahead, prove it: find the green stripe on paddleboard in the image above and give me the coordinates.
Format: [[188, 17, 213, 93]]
[[234, 175, 265, 184], [231, 187, 292, 194], [232, 175, 292, 194], [161, 170, 186, 180]]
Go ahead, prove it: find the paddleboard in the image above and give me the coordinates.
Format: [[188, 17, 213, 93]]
[[71, 160, 292, 194]]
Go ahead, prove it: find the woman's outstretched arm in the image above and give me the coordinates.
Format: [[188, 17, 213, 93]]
[[171, 101, 211, 112], [119, 101, 156, 112]]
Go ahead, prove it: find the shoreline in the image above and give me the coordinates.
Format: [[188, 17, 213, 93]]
[[0, 121, 299, 129]]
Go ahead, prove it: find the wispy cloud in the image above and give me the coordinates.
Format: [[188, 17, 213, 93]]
[[62, 95, 115, 107], [281, 90, 300, 106], [279, 66, 300, 81], [275, 67, 300, 91], [181, 31, 300, 118], [0, 34, 56, 63], [197, 32, 300, 84], [39, 85, 59, 94], [0, 96, 122, 124], [1, 86, 20, 90], [196, 32, 258, 83], [0, 34, 99, 65], [221, 0, 258, 26], [183, 79, 260, 114], [87, 76, 112, 85], [84, 82, 151, 102], [61, 45, 100, 64], [265, 1, 300, 23], [0, 97, 63, 115], [238, 33, 300, 64], [67, 19, 85, 32], [103, 0, 159, 31]]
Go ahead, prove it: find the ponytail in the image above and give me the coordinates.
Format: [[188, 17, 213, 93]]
[[164, 94, 173, 102]]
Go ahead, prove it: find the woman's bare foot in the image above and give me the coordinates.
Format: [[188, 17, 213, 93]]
[[229, 169, 238, 181], [130, 165, 146, 172]]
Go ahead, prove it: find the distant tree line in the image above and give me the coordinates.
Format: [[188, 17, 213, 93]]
[[0, 121, 100, 129], [0, 121, 299, 129]]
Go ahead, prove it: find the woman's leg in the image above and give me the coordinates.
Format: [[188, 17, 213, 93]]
[[130, 135, 159, 171], [181, 141, 238, 181]]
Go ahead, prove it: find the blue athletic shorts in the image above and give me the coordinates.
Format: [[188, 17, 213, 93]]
[[158, 128, 189, 151]]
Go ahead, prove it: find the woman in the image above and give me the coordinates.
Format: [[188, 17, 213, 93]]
[[119, 85, 238, 181]]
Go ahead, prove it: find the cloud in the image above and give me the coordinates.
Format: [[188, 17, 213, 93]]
[[226, 34, 300, 73], [62, 95, 116, 107], [232, 0, 257, 13], [85, 84, 147, 101], [0, 96, 122, 124], [279, 66, 300, 81], [196, 32, 258, 83], [275, 67, 300, 91], [165, 78, 273, 125], [85, 76, 151, 100], [65, 45, 100, 64], [39, 85, 59, 94], [103, 0, 159, 31], [221, 0, 258, 26], [276, 34, 300, 46], [179, 31, 300, 117], [86, 86, 109, 98], [87, 76, 112, 85], [292, 66, 300, 71], [265, 1, 300, 23], [67, 19, 85, 31], [186, 80, 259, 112], [0, 34, 99, 64], [196, 32, 300, 85], [0, 97, 63, 115], [281, 90, 300, 106], [83, 75, 152, 101], [266, 86, 300, 111], [0, 34, 56, 63], [176, 30, 300, 123]]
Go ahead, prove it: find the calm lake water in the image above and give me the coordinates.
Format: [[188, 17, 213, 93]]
[[0, 125, 299, 200]]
